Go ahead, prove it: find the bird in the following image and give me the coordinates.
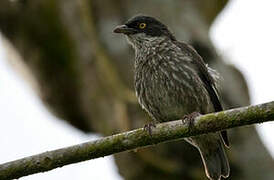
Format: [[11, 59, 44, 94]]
[[113, 15, 230, 180]]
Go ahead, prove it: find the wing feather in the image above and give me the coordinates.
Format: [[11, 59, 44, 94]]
[[175, 41, 229, 147]]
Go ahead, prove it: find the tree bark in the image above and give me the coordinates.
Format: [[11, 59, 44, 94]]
[[1, 101, 274, 180]]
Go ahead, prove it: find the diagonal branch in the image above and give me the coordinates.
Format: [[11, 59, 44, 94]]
[[1, 101, 274, 180]]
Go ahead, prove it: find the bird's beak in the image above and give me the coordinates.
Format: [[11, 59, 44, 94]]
[[113, 24, 137, 35]]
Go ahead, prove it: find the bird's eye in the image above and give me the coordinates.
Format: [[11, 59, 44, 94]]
[[139, 23, 146, 29]]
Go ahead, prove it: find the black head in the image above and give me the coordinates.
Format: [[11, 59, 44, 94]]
[[114, 15, 175, 40]]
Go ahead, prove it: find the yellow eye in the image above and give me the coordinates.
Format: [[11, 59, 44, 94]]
[[139, 23, 146, 29]]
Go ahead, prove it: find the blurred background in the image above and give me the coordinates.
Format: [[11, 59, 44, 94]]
[[0, 0, 274, 179]]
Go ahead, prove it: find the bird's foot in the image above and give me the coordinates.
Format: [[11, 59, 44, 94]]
[[182, 112, 201, 128], [144, 123, 156, 136]]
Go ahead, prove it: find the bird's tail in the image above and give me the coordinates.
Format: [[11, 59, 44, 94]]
[[198, 139, 230, 180]]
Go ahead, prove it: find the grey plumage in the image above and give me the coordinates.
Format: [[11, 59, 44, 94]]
[[114, 15, 230, 180]]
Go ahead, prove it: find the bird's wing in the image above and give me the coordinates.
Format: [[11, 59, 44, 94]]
[[174, 41, 229, 147]]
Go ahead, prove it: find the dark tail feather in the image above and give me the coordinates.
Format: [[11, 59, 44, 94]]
[[221, 130, 229, 147], [198, 140, 230, 180]]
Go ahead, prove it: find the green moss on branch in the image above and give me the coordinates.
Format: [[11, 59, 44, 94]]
[[1, 101, 274, 179]]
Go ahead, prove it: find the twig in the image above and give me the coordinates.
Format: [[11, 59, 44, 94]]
[[1, 101, 274, 179]]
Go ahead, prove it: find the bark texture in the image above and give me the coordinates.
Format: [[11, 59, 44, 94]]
[[1, 101, 274, 180]]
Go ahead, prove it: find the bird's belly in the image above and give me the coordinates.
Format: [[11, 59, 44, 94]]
[[147, 92, 200, 122], [135, 76, 213, 122]]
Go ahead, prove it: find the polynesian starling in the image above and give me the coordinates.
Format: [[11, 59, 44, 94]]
[[114, 15, 230, 180]]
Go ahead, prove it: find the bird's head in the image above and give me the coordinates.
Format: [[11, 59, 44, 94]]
[[114, 15, 175, 49]]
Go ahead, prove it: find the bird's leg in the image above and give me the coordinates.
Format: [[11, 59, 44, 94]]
[[143, 122, 156, 136], [182, 112, 201, 128]]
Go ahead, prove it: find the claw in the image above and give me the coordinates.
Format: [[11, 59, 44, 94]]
[[143, 123, 156, 136], [182, 112, 201, 128]]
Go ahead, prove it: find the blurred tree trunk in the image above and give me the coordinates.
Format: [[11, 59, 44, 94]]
[[0, 0, 273, 179]]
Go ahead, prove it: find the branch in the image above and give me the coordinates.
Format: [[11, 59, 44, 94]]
[[1, 101, 274, 179]]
